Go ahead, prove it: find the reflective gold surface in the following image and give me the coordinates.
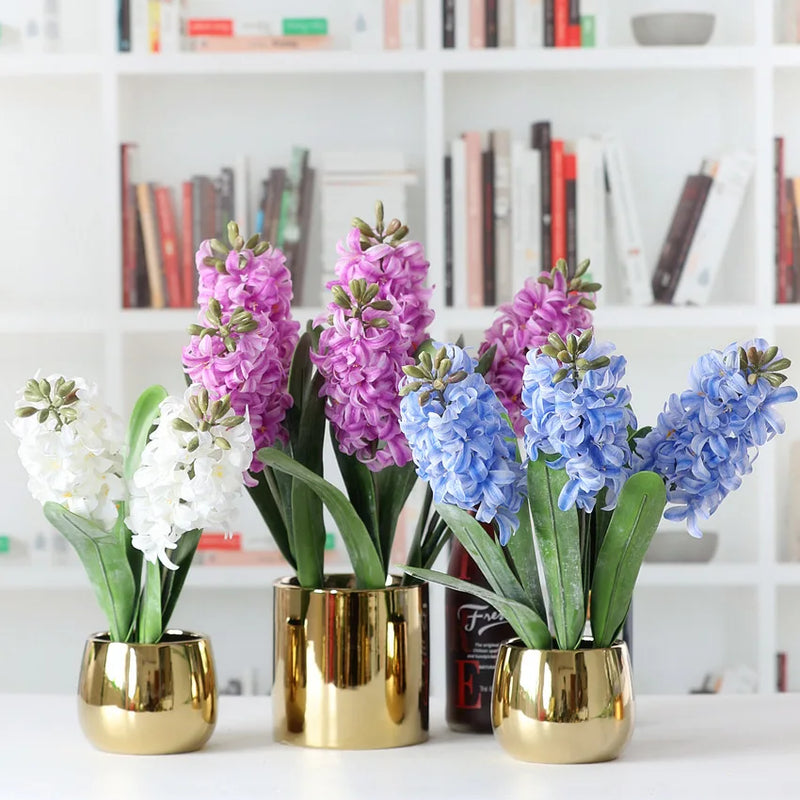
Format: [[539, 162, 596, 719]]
[[78, 630, 217, 754], [273, 575, 429, 749], [491, 638, 634, 763]]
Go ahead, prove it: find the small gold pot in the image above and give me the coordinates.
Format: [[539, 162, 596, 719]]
[[491, 638, 634, 763], [272, 575, 429, 749], [78, 630, 217, 754]]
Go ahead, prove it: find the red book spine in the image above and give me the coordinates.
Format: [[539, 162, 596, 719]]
[[785, 179, 795, 303], [120, 143, 136, 309], [154, 186, 182, 309], [181, 181, 194, 307], [567, 0, 581, 46], [776, 136, 786, 304], [554, 0, 569, 47], [463, 131, 484, 307], [197, 532, 242, 551], [186, 18, 233, 36], [551, 139, 566, 264]]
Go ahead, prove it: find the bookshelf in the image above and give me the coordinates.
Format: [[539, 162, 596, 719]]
[[1, 0, 800, 697]]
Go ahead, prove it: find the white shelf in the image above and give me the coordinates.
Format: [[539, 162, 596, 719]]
[[0, 53, 102, 77], [637, 563, 758, 587]]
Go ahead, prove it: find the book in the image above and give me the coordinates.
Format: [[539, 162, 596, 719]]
[[134, 200, 151, 308], [511, 140, 542, 288], [554, 0, 568, 46], [567, 0, 581, 46], [181, 180, 194, 307], [498, 0, 514, 46], [463, 131, 484, 306], [147, 0, 160, 52], [550, 138, 566, 265], [486, 0, 499, 46], [197, 532, 242, 551], [130, 0, 149, 53], [786, 178, 797, 303], [491, 130, 513, 303], [264, 168, 286, 244], [451, 138, 468, 307], [672, 151, 755, 306], [514, 0, 543, 47], [384, 0, 401, 49], [159, 0, 180, 53], [651, 174, 713, 304], [136, 183, 166, 308], [792, 177, 800, 302], [470, 0, 485, 47], [118, 0, 131, 51], [234, 155, 249, 233], [444, 154, 454, 306], [185, 34, 331, 51], [580, 0, 606, 46], [482, 148, 496, 305], [544, 0, 555, 46], [398, 0, 419, 48], [455, 0, 471, 48], [532, 121, 552, 270], [282, 18, 328, 36], [564, 151, 577, 273], [120, 143, 138, 308], [576, 136, 606, 285], [293, 165, 316, 306], [219, 167, 235, 234], [443, 0, 456, 47], [282, 147, 311, 283], [154, 185, 181, 308], [776, 137, 787, 303], [602, 133, 651, 305]]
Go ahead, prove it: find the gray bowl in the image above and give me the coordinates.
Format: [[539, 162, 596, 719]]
[[644, 530, 719, 563], [631, 12, 715, 46]]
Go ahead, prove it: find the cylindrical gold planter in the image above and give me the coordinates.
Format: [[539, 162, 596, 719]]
[[491, 638, 634, 763], [272, 575, 429, 749], [78, 630, 217, 755]]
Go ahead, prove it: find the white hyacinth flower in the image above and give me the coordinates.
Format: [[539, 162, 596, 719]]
[[10, 375, 125, 532], [126, 385, 254, 570]]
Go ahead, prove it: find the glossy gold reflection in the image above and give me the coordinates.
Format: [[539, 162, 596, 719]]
[[491, 639, 634, 763], [77, 630, 217, 754], [273, 575, 429, 749]]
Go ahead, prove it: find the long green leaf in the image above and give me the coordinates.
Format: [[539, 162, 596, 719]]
[[247, 470, 296, 569], [406, 481, 433, 568], [123, 385, 168, 598], [527, 455, 585, 650], [160, 529, 202, 631], [330, 426, 380, 558], [402, 566, 551, 650], [258, 447, 385, 589], [590, 471, 666, 648], [138, 560, 162, 644], [434, 503, 529, 606], [44, 503, 136, 642], [505, 499, 547, 622], [375, 462, 417, 574], [286, 329, 314, 449]]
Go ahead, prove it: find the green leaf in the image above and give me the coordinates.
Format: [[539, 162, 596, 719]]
[[44, 503, 136, 642], [375, 462, 417, 574], [285, 327, 315, 449], [527, 455, 585, 650], [247, 469, 296, 569], [138, 559, 162, 644], [160, 529, 202, 631], [420, 514, 450, 568], [330, 426, 380, 558], [402, 566, 551, 650], [258, 447, 385, 589], [405, 482, 433, 569], [504, 499, 547, 622], [433, 503, 529, 607], [590, 471, 666, 648], [475, 343, 497, 376]]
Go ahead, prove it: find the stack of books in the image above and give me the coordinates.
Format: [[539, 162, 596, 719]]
[[444, 124, 647, 307], [653, 151, 754, 306], [775, 137, 800, 304], [442, 0, 607, 49]]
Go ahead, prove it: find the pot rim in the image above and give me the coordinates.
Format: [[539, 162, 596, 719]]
[[86, 629, 210, 646], [500, 636, 628, 655], [273, 573, 427, 594]]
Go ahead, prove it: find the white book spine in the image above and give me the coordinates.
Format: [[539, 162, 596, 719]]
[[672, 152, 755, 306], [602, 133, 651, 306], [492, 130, 513, 303], [580, 0, 608, 47], [350, 0, 384, 50], [233, 155, 249, 233], [514, 0, 543, 48], [131, 0, 149, 53], [398, 0, 419, 49], [158, 0, 181, 54], [498, 0, 515, 47], [450, 138, 468, 308], [576, 137, 606, 286], [511, 140, 541, 291], [455, 0, 470, 50]]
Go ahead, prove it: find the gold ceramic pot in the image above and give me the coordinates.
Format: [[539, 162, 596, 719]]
[[78, 630, 217, 754], [491, 638, 634, 763], [273, 575, 429, 749]]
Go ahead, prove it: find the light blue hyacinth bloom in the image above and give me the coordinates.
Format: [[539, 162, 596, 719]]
[[399, 343, 526, 545]]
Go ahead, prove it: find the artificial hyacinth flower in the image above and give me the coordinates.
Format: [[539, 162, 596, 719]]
[[634, 339, 796, 537], [522, 329, 636, 513], [313, 204, 434, 470], [183, 223, 299, 468], [10, 375, 125, 531], [481, 259, 597, 437], [312, 278, 415, 470], [399, 343, 526, 545], [126, 385, 254, 569]]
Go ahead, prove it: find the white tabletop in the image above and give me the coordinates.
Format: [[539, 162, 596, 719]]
[[1, 694, 798, 799]]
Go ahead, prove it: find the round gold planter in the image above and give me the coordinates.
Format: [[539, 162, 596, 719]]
[[491, 638, 634, 764], [272, 575, 429, 749], [78, 630, 217, 755]]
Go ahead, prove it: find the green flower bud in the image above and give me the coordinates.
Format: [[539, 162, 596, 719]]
[[253, 241, 270, 256], [15, 406, 37, 418], [214, 436, 231, 450], [172, 418, 195, 433], [210, 238, 228, 256], [187, 436, 200, 453], [245, 233, 260, 250]]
